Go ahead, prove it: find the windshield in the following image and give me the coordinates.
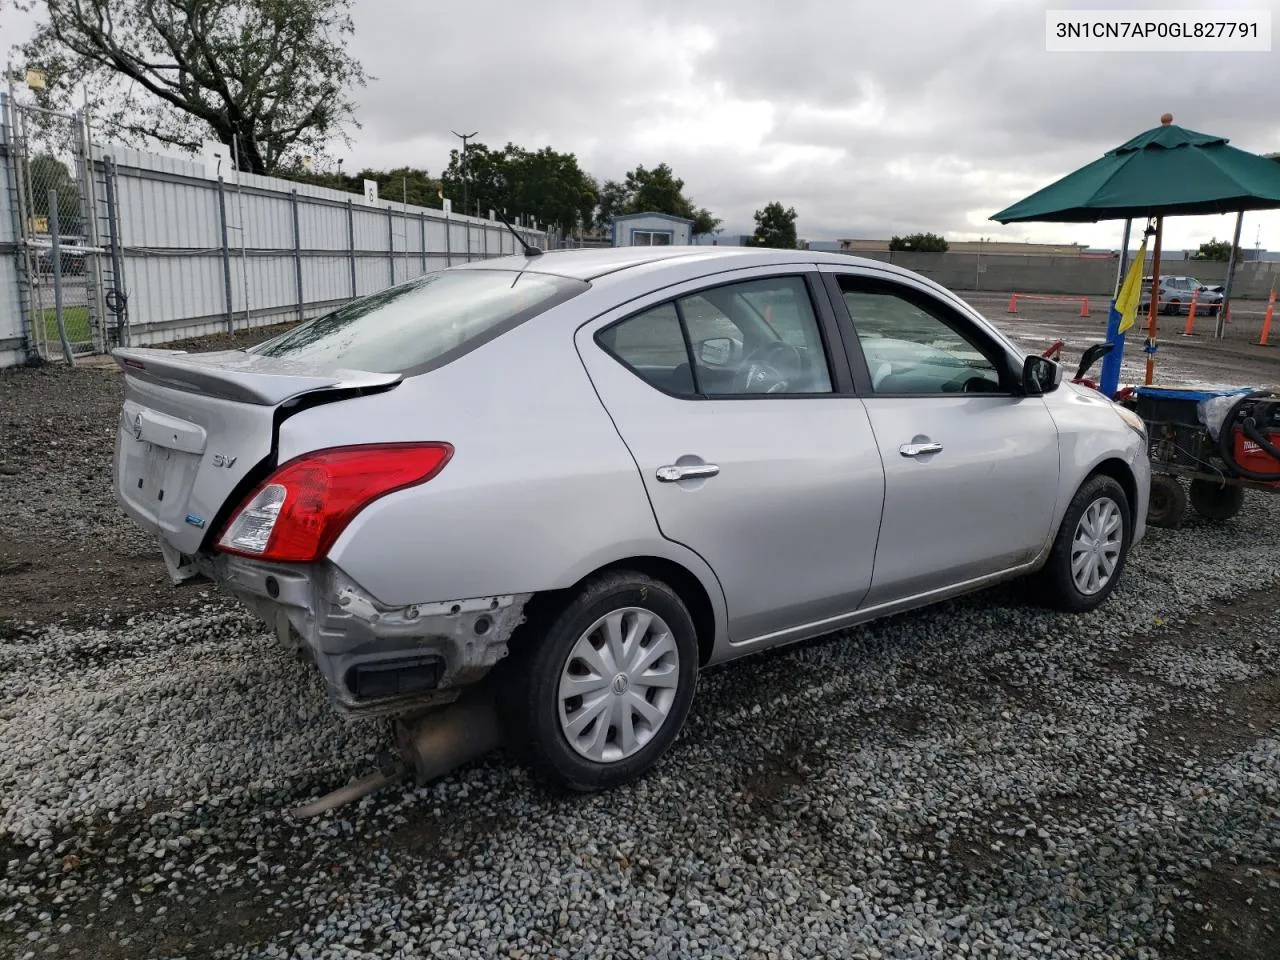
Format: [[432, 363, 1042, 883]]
[[248, 268, 588, 374]]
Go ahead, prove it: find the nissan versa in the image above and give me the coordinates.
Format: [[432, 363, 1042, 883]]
[[113, 245, 1150, 792]]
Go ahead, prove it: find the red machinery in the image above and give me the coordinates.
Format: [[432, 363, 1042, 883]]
[[1040, 340, 1280, 527]]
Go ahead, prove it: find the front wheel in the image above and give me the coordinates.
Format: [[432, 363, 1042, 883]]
[[503, 572, 700, 792], [1032, 474, 1133, 613]]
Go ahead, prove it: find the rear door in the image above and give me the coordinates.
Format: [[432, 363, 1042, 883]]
[[575, 266, 886, 645], [820, 266, 1061, 607]]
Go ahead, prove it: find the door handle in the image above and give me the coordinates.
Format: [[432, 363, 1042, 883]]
[[656, 463, 720, 482], [899, 441, 943, 457]]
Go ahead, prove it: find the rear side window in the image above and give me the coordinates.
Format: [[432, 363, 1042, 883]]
[[595, 303, 695, 396], [597, 274, 833, 398], [249, 269, 588, 374]]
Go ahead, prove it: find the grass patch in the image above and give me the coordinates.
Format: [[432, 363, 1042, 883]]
[[39, 305, 92, 344]]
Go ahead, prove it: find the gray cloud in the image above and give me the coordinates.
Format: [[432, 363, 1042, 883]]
[[342, 0, 1280, 248], [10, 0, 1277, 248]]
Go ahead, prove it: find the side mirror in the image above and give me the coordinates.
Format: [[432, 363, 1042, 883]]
[[1021, 354, 1062, 396], [698, 337, 736, 367]]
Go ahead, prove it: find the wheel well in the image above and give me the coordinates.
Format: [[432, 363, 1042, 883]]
[[1089, 457, 1139, 534], [518, 557, 718, 666]]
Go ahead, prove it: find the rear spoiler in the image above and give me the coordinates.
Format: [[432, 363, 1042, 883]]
[[112, 347, 403, 406]]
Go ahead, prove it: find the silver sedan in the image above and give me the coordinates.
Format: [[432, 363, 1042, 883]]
[[113, 246, 1150, 792]]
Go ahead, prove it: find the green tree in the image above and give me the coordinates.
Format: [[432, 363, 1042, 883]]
[[593, 178, 628, 231], [505, 146, 598, 234], [1194, 237, 1243, 261], [439, 141, 597, 234], [624, 163, 686, 215], [21, 0, 369, 175], [360, 167, 440, 208], [748, 201, 798, 249], [889, 232, 949, 252], [613, 162, 721, 237], [27, 154, 81, 233]]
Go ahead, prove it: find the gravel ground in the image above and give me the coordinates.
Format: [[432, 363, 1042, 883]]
[[2, 319, 1279, 960]]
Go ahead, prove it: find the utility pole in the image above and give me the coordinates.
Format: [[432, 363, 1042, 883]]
[[451, 130, 477, 219]]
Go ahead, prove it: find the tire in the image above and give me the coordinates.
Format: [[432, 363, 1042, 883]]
[[1148, 474, 1188, 529], [502, 571, 699, 792], [1164, 299, 1181, 316], [1033, 474, 1133, 613], [1189, 478, 1245, 522]]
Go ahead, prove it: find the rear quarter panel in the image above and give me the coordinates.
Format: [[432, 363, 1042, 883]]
[[274, 307, 729, 638]]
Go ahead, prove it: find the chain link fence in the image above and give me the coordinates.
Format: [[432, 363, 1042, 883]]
[[2, 100, 105, 363]]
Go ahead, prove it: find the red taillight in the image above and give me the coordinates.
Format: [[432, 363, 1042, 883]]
[[216, 443, 453, 563]]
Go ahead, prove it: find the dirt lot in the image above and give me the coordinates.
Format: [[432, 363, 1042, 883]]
[[2, 306, 1279, 959]]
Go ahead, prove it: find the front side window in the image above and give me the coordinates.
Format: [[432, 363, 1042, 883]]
[[250, 269, 587, 375], [597, 275, 834, 397], [838, 278, 1005, 395]]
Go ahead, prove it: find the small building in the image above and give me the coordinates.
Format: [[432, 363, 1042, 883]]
[[612, 212, 694, 247]]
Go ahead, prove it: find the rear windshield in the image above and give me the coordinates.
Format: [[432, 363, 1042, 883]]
[[248, 268, 588, 374]]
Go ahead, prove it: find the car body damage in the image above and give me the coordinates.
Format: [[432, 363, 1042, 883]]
[[110, 246, 1152, 808], [199, 551, 531, 717]]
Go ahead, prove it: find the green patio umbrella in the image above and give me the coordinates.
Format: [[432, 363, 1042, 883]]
[[990, 114, 1280, 390], [991, 118, 1280, 223]]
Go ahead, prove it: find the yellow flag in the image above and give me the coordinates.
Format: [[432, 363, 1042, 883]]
[[1115, 237, 1149, 335]]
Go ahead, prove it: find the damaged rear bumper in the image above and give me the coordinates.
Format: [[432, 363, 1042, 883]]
[[188, 549, 530, 717]]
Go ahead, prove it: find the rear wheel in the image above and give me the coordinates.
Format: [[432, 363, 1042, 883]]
[[1148, 475, 1188, 529], [503, 572, 699, 792], [1033, 474, 1132, 613], [1189, 478, 1245, 522]]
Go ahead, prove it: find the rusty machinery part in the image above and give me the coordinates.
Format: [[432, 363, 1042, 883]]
[[288, 689, 504, 819], [1216, 390, 1280, 484], [393, 688, 504, 783], [1147, 474, 1188, 530]]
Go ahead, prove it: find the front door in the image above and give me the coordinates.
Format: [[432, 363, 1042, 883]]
[[575, 268, 886, 644], [822, 268, 1062, 607]]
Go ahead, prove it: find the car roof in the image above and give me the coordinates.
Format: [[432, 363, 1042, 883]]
[[448, 244, 903, 282]]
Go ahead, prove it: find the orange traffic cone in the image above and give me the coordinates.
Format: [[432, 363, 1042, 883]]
[[1007, 293, 1018, 314], [1182, 290, 1199, 336], [1259, 292, 1276, 346], [1079, 298, 1090, 318]]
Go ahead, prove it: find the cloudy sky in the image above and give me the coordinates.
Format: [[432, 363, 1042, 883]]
[[6, 0, 1280, 250]]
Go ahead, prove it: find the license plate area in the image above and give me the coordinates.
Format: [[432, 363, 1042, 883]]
[[115, 401, 208, 536]]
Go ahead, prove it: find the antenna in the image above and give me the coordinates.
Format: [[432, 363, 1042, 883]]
[[493, 208, 542, 257]]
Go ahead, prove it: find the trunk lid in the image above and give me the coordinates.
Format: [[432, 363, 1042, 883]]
[[112, 347, 401, 560]]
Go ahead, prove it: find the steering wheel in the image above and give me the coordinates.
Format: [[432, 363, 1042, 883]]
[[733, 341, 805, 394], [960, 375, 997, 393]]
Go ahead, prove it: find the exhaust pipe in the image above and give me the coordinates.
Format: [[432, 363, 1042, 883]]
[[289, 690, 504, 819]]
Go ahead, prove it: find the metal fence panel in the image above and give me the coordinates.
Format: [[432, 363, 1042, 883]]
[[0, 116, 545, 366]]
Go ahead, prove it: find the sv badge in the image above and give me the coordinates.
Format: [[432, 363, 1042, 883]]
[[211, 454, 238, 468]]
